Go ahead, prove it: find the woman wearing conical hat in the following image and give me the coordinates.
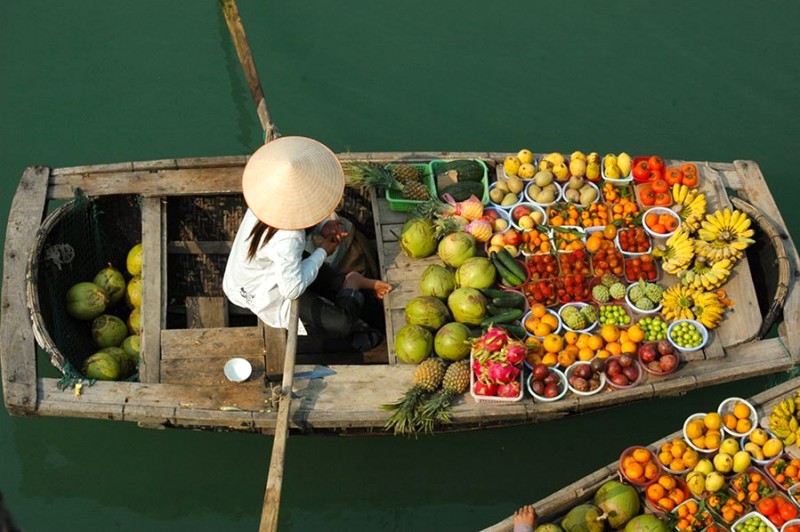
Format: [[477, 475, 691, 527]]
[[223, 136, 391, 349]]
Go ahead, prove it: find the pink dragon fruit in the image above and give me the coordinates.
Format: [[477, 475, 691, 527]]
[[472, 358, 490, 379], [482, 327, 508, 353], [497, 380, 521, 398], [502, 340, 527, 365], [488, 361, 519, 384], [473, 377, 497, 396]]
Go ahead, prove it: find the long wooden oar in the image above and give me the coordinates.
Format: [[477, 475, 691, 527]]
[[219, 1, 296, 530]]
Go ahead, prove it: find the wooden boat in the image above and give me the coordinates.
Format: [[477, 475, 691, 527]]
[[1, 154, 799, 434], [481, 373, 800, 532]]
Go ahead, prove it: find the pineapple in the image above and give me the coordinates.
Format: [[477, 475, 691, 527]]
[[402, 180, 431, 201], [381, 358, 445, 436], [417, 360, 470, 433], [389, 163, 421, 183], [345, 161, 429, 200]]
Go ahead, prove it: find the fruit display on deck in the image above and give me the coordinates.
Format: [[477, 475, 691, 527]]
[[377, 149, 755, 413], [524, 395, 800, 532]]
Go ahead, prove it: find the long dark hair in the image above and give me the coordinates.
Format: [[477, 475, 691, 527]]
[[246, 220, 278, 261]]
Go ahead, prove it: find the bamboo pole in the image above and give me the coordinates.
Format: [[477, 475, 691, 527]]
[[259, 299, 300, 532], [219, 0, 277, 141]]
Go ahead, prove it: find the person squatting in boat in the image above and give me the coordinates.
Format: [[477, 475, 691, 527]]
[[223, 136, 391, 351]]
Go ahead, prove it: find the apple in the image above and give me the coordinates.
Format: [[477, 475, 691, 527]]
[[611, 374, 629, 387], [544, 372, 559, 386], [483, 210, 499, 222], [659, 354, 678, 373], [490, 233, 505, 247], [639, 343, 657, 363], [532, 380, 545, 396], [607, 360, 622, 377], [531, 211, 545, 225], [494, 219, 509, 232], [533, 364, 549, 381], [623, 365, 639, 381], [518, 215, 534, 229], [503, 229, 522, 246], [619, 354, 634, 367], [512, 205, 532, 222], [544, 382, 559, 398]]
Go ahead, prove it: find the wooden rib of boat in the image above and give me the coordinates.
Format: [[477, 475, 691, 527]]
[[1, 153, 799, 435], [481, 373, 800, 532]]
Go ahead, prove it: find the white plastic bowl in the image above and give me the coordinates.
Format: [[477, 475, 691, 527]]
[[558, 302, 598, 334], [560, 180, 601, 208], [224, 357, 253, 383], [625, 283, 663, 315], [523, 180, 560, 208], [682, 412, 718, 453], [781, 518, 800, 532], [740, 429, 779, 467], [667, 319, 709, 353], [488, 182, 521, 211], [482, 206, 512, 234], [642, 207, 681, 240], [521, 308, 562, 339], [614, 228, 653, 257], [526, 367, 568, 402], [509, 202, 548, 230], [565, 362, 606, 396], [733, 512, 779, 532], [718, 397, 759, 438]]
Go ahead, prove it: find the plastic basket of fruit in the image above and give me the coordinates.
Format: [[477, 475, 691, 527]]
[[384, 163, 436, 212], [644, 474, 690, 514], [669, 497, 715, 532], [707, 491, 752, 527], [488, 181, 521, 211], [786, 486, 800, 511], [469, 353, 524, 404], [619, 445, 662, 488], [522, 307, 562, 339], [509, 202, 548, 231], [601, 154, 634, 186], [430, 159, 489, 204], [643, 207, 682, 240], [683, 413, 721, 454], [526, 365, 568, 402], [565, 361, 606, 396], [616, 227, 653, 257], [519, 227, 553, 256], [597, 303, 633, 328], [668, 319, 709, 354], [602, 354, 642, 389], [626, 281, 664, 315], [634, 181, 673, 212], [524, 177, 560, 207], [552, 225, 587, 252], [732, 511, 779, 532], [523, 278, 559, 307], [559, 302, 598, 334], [624, 254, 661, 283], [729, 467, 778, 505], [525, 252, 559, 281], [741, 429, 784, 467], [782, 519, 800, 532], [639, 340, 681, 376], [765, 456, 800, 491], [717, 397, 758, 438]]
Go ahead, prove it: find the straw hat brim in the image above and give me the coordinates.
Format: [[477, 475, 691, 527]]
[[242, 136, 344, 230]]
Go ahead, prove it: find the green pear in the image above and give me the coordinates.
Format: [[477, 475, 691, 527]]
[[719, 438, 740, 456], [705, 471, 725, 492], [694, 458, 714, 475], [713, 452, 733, 474], [533, 171, 554, 187], [733, 450, 752, 473], [686, 471, 706, 498]]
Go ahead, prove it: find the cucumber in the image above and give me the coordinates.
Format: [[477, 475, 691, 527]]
[[496, 248, 528, 281], [490, 252, 524, 287], [491, 294, 526, 309], [479, 308, 523, 327], [502, 324, 528, 340], [481, 288, 511, 299]]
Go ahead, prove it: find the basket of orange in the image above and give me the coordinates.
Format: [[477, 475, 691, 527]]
[[671, 498, 715, 532], [656, 437, 701, 474], [644, 473, 690, 513], [765, 456, 800, 490], [718, 397, 758, 438], [619, 446, 662, 488], [706, 490, 751, 525]]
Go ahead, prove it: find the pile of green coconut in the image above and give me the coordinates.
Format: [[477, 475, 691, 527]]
[[64, 243, 143, 381]]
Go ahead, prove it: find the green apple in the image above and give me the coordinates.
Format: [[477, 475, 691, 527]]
[[705, 471, 726, 492], [733, 450, 752, 473], [694, 458, 714, 476], [713, 452, 733, 474], [719, 437, 740, 456]]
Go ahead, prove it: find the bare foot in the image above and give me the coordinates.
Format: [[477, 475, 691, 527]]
[[513, 505, 535, 530], [343, 272, 393, 299]]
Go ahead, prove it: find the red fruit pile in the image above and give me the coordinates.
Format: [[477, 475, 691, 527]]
[[618, 227, 651, 253], [526, 253, 558, 281], [603, 354, 641, 387], [638, 341, 679, 375], [529, 363, 563, 399], [523, 279, 557, 306], [625, 255, 658, 282]]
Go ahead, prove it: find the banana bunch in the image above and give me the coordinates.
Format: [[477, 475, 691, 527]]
[[769, 392, 800, 445], [679, 256, 733, 290], [671, 184, 707, 233], [695, 208, 755, 263], [661, 285, 726, 328], [658, 227, 695, 274]]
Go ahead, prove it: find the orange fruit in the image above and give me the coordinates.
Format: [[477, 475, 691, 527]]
[[723, 413, 738, 430], [557, 350, 576, 367], [542, 352, 558, 366], [733, 402, 750, 420], [704, 412, 722, 430], [543, 334, 563, 353], [669, 458, 686, 472], [682, 450, 699, 468], [531, 303, 547, 318], [735, 418, 752, 434], [564, 330, 579, 345], [606, 342, 622, 356], [647, 483, 666, 502], [600, 324, 621, 343], [627, 325, 645, 343], [541, 313, 559, 330], [704, 432, 721, 450], [625, 462, 644, 480], [588, 334, 604, 351], [658, 451, 673, 466], [524, 315, 538, 333], [658, 475, 677, 491], [658, 498, 675, 512], [595, 349, 611, 359], [644, 462, 659, 480], [578, 347, 595, 361], [645, 213, 659, 227], [691, 435, 707, 449], [685, 419, 705, 440], [670, 445, 684, 459], [669, 489, 686, 505], [632, 448, 651, 463], [576, 333, 591, 349], [534, 322, 553, 337], [621, 340, 638, 354], [586, 235, 602, 253]]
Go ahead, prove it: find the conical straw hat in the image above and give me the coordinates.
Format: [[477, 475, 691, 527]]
[[242, 136, 344, 230]]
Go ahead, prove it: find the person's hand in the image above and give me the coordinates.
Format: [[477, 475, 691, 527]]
[[321, 219, 348, 241], [317, 233, 341, 256]]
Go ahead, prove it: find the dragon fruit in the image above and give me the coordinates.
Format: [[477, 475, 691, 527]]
[[497, 380, 522, 398], [488, 361, 519, 384], [502, 340, 527, 365], [483, 327, 509, 353], [473, 377, 497, 396]]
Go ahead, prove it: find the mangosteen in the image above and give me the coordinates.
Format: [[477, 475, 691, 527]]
[[657, 339, 674, 355], [590, 358, 606, 374], [533, 363, 549, 381], [623, 365, 640, 382], [589, 376, 601, 390], [619, 353, 634, 367], [532, 380, 546, 396]]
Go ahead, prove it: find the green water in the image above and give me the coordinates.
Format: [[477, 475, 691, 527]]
[[1, 1, 799, 530]]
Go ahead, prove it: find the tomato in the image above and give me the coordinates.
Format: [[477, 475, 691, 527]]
[[758, 498, 777, 516], [639, 187, 656, 206], [654, 192, 671, 206], [651, 179, 669, 194], [648, 156, 664, 171], [769, 513, 785, 528], [681, 163, 698, 176], [780, 501, 798, 521], [682, 172, 698, 187], [632, 161, 651, 182], [665, 168, 683, 186], [650, 168, 663, 182]]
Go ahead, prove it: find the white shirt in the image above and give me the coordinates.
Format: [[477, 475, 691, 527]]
[[223, 209, 327, 333]]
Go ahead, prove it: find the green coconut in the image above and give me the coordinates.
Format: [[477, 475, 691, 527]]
[[83, 351, 121, 381], [535, 524, 564, 532], [91, 314, 128, 348], [433, 322, 471, 361], [447, 287, 487, 325], [99, 346, 135, 378], [419, 264, 456, 300], [624, 514, 668, 532], [404, 296, 450, 331], [593, 480, 640, 529], [93, 265, 126, 305], [127, 307, 141, 335], [122, 335, 140, 364], [394, 324, 433, 364], [65, 282, 108, 320], [561, 504, 604, 532], [399, 218, 437, 258], [126, 243, 143, 276]]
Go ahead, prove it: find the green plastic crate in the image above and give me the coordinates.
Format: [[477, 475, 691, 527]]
[[429, 159, 489, 204], [384, 163, 435, 212]]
